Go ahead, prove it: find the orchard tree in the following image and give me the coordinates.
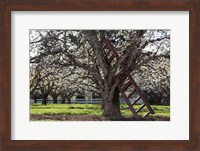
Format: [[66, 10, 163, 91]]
[[38, 73, 54, 105], [30, 30, 170, 118], [30, 63, 53, 103], [132, 56, 170, 104], [50, 68, 70, 104]]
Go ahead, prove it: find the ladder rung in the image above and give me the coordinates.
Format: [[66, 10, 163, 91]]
[[128, 89, 136, 98], [108, 54, 116, 63], [131, 96, 141, 105], [105, 49, 111, 56], [118, 89, 139, 118], [122, 81, 132, 92], [124, 98, 138, 118], [106, 49, 111, 56], [102, 41, 108, 49], [128, 105, 139, 118], [126, 74, 155, 115], [107, 43, 114, 51], [106, 43, 118, 56], [136, 96, 141, 102], [143, 111, 151, 117], [136, 103, 145, 113]]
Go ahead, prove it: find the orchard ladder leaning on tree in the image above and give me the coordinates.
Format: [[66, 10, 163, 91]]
[[100, 37, 154, 118]]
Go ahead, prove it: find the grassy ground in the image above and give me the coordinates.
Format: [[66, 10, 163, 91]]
[[30, 104, 170, 120]]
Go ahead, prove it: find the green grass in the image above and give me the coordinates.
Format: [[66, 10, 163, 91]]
[[30, 104, 170, 117]]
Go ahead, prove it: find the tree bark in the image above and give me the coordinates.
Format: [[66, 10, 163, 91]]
[[102, 87, 122, 119], [61, 97, 66, 104], [42, 94, 48, 105], [67, 97, 71, 104], [53, 96, 58, 104], [34, 98, 37, 103]]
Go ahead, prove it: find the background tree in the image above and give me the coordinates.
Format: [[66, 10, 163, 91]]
[[30, 63, 52, 103]]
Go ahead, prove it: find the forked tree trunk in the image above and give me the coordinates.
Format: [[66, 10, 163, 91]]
[[102, 87, 122, 119]]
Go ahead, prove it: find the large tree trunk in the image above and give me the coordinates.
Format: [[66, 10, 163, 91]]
[[42, 94, 48, 105], [66, 97, 71, 104], [34, 98, 37, 103], [61, 97, 66, 104], [53, 96, 58, 104], [102, 87, 122, 119]]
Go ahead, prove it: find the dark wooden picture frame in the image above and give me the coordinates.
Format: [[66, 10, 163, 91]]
[[0, 0, 199, 150]]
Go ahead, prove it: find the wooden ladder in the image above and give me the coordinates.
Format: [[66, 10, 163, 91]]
[[100, 37, 155, 117]]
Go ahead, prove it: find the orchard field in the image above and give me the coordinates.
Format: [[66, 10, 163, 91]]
[[30, 104, 170, 121]]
